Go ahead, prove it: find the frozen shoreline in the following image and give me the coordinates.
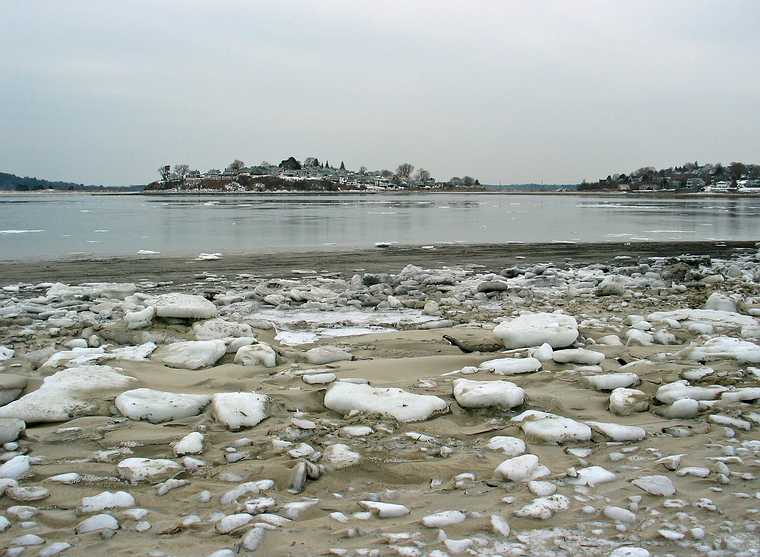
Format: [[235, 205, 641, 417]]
[[1, 240, 757, 286], [0, 240, 759, 555]]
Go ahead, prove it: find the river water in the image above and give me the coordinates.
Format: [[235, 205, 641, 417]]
[[1, 193, 758, 260]]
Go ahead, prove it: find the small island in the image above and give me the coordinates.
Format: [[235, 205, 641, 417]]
[[144, 157, 483, 193]]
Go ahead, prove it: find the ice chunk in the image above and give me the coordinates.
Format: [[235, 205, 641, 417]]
[[0, 365, 134, 423], [453, 379, 525, 409], [117, 458, 181, 483], [520, 416, 591, 444], [494, 312, 578, 349], [632, 475, 675, 496], [115, 388, 211, 424], [154, 293, 217, 319], [211, 392, 270, 430], [158, 340, 227, 369], [479, 357, 542, 375], [324, 382, 448, 422], [234, 343, 277, 368]]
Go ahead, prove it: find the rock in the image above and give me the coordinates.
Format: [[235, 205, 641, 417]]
[[0, 374, 27, 406], [495, 454, 542, 482], [234, 343, 277, 368], [587, 421, 646, 442], [609, 388, 649, 416], [477, 280, 508, 293], [305, 346, 352, 365], [520, 416, 591, 444], [453, 379, 525, 409], [115, 388, 211, 424], [487, 436, 526, 456], [76, 513, 119, 533], [494, 312, 578, 349], [154, 293, 217, 319], [158, 340, 227, 369], [358, 501, 410, 518], [322, 443, 360, 469], [552, 348, 605, 365], [632, 475, 675, 496], [584, 373, 639, 391], [479, 357, 542, 375], [174, 432, 204, 456], [117, 458, 182, 483], [324, 382, 449, 422], [0, 365, 135, 423], [0, 418, 25, 444], [211, 392, 270, 430], [125, 306, 155, 329], [192, 318, 253, 340]]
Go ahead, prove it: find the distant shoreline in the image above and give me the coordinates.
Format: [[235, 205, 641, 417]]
[[4, 189, 760, 199]]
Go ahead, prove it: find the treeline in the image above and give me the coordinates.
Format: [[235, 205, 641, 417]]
[[0, 172, 143, 192]]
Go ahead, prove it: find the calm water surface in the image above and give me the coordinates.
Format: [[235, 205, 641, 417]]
[[1, 193, 758, 260]]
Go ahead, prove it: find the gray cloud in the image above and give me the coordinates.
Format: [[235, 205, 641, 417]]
[[1, 0, 759, 186]]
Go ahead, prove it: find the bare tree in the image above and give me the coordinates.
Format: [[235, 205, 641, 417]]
[[228, 159, 245, 173], [415, 168, 431, 183], [380, 169, 393, 178], [396, 163, 415, 180], [173, 164, 190, 181], [158, 165, 171, 182], [359, 166, 368, 175], [463, 176, 474, 187]]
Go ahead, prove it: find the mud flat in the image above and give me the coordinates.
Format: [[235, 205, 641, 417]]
[[0, 242, 759, 556], [1, 241, 757, 285]]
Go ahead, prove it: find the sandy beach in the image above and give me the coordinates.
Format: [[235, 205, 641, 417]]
[[0, 241, 759, 556]]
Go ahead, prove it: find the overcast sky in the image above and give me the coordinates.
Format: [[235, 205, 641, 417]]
[[1, 1, 759, 186]]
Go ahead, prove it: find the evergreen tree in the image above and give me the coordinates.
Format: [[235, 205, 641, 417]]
[[340, 161, 346, 171]]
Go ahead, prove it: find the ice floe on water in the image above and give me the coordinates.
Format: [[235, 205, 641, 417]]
[[0, 229, 45, 234]]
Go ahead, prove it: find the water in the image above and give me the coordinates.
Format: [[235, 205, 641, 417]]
[[1, 193, 758, 260]]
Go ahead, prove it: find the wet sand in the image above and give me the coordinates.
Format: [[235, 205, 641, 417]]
[[1, 241, 756, 285]]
